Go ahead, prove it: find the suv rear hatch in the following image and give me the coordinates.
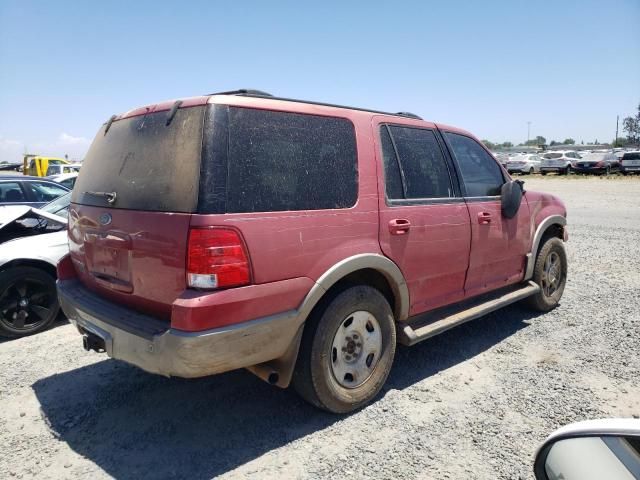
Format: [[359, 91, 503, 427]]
[[69, 103, 205, 320]]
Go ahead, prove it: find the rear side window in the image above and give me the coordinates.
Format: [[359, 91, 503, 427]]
[[382, 125, 452, 199], [445, 133, 504, 197], [200, 106, 358, 213]]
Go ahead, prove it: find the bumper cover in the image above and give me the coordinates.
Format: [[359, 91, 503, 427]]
[[58, 279, 303, 378]]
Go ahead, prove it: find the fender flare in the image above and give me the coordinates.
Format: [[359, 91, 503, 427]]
[[524, 215, 567, 280], [299, 253, 410, 322], [248, 253, 410, 388]]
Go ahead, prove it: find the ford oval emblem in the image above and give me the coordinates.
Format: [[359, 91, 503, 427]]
[[99, 213, 112, 226]]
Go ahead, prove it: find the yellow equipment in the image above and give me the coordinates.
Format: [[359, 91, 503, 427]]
[[23, 155, 71, 177]]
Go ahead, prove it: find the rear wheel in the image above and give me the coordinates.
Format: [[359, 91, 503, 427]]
[[0, 267, 59, 338], [525, 237, 567, 312], [528, 167, 534, 175], [541, 171, 547, 176], [292, 285, 396, 413]]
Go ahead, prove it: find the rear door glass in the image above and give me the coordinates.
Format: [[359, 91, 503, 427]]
[[25, 182, 68, 203], [384, 125, 452, 199], [72, 106, 205, 212]]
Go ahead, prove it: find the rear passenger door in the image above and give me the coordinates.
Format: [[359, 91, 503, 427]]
[[442, 131, 531, 298], [375, 120, 472, 315]]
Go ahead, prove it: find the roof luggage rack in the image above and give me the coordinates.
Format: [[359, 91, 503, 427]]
[[396, 111, 422, 120], [208, 89, 273, 97], [207, 89, 423, 120]]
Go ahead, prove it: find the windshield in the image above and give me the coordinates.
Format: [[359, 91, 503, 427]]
[[580, 153, 608, 161], [40, 192, 71, 218], [72, 106, 205, 212]]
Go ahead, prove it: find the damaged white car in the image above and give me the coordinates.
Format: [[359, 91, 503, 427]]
[[0, 193, 70, 337]]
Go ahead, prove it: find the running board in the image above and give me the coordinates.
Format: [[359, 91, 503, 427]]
[[397, 281, 540, 346]]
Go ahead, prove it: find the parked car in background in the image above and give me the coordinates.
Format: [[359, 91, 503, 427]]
[[573, 152, 620, 175], [58, 90, 568, 413], [540, 151, 581, 175], [0, 193, 70, 337], [48, 172, 79, 189], [620, 151, 640, 175], [45, 163, 81, 176], [0, 176, 69, 207], [506, 154, 542, 174], [493, 152, 510, 168]]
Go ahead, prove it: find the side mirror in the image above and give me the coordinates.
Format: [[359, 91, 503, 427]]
[[501, 180, 525, 219], [534, 419, 640, 480]]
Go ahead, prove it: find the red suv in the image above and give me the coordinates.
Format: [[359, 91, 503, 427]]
[[57, 90, 568, 413]]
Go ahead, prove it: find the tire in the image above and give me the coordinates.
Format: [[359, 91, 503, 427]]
[[525, 237, 568, 312], [541, 172, 547, 176], [528, 167, 534, 175], [564, 166, 572, 175], [292, 285, 396, 413], [0, 267, 59, 338]]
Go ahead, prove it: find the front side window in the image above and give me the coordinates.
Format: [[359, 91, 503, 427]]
[[0, 182, 26, 202], [445, 133, 504, 197], [383, 125, 452, 199]]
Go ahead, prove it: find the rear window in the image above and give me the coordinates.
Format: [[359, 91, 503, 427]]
[[199, 106, 358, 213], [544, 153, 563, 159], [622, 152, 640, 160], [72, 106, 205, 212]]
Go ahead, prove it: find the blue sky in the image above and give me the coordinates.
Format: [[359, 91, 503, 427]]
[[1, 0, 639, 161]]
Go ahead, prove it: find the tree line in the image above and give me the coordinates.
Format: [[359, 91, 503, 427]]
[[482, 103, 640, 149]]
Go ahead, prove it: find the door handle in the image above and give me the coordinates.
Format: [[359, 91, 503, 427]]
[[477, 212, 492, 225], [389, 218, 411, 235]]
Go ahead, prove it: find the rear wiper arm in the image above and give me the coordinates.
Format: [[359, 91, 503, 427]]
[[85, 191, 117, 204]]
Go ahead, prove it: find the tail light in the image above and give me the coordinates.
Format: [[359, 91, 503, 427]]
[[187, 228, 251, 289], [595, 161, 605, 167]]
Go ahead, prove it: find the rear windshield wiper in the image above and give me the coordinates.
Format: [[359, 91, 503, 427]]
[[85, 191, 117, 204]]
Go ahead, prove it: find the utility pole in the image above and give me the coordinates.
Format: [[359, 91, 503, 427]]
[[527, 121, 531, 144], [615, 115, 619, 148]]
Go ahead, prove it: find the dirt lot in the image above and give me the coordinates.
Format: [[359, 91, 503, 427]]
[[1, 176, 639, 479]]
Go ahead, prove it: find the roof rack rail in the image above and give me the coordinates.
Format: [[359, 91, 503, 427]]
[[207, 90, 423, 121], [396, 112, 422, 120], [209, 89, 273, 97]]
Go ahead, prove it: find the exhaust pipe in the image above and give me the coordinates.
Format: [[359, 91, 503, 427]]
[[82, 333, 106, 353]]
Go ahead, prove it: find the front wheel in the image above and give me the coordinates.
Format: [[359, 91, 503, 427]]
[[525, 237, 568, 312], [292, 285, 396, 413], [0, 267, 60, 338]]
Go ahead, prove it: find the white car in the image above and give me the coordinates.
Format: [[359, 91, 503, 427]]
[[0, 193, 70, 338], [540, 151, 581, 175], [47, 172, 79, 189], [506, 154, 542, 174], [620, 151, 640, 175]]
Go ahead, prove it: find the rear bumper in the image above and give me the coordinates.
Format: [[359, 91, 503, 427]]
[[573, 166, 606, 174], [621, 165, 640, 172], [540, 166, 568, 172], [58, 279, 303, 378]]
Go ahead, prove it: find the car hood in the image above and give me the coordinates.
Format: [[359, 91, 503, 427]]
[[0, 205, 67, 231], [0, 230, 69, 266]]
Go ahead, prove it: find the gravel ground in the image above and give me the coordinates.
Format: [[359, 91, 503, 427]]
[[1, 176, 639, 479]]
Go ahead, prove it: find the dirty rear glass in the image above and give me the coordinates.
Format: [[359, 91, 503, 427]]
[[199, 106, 357, 213], [72, 106, 204, 212]]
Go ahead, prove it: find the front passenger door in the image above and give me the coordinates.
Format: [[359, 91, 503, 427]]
[[443, 132, 531, 298]]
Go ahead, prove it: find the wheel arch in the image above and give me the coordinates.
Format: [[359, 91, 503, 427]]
[[247, 254, 409, 388], [0, 258, 57, 279], [524, 215, 567, 281]]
